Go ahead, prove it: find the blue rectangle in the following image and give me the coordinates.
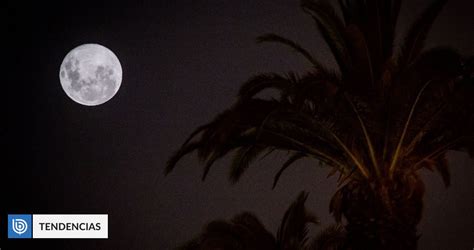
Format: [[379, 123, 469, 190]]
[[8, 214, 32, 239]]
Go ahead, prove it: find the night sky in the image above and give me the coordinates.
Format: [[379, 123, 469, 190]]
[[4, 0, 474, 249]]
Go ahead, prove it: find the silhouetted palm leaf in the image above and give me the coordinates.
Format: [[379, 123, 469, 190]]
[[308, 224, 346, 250], [229, 144, 267, 183], [177, 191, 320, 250], [276, 191, 319, 249], [257, 33, 325, 71], [397, 0, 448, 69], [272, 152, 307, 189], [301, 0, 348, 74], [176, 213, 276, 250], [238, 73, 292, 101]]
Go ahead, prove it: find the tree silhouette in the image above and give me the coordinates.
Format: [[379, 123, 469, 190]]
[[178, 192, 345, 250], [166, 0, 474, 249]]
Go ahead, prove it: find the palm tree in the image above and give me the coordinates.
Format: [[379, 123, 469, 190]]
[[178, 192, 345, 250], [166, 0, 473, 249]]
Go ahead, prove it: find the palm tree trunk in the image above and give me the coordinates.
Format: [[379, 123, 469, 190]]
[[341, 176, 424, 250], [344, 217, 419, 250]]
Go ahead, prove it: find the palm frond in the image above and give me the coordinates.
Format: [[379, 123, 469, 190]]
[[397, 0, 448, 68], [181, 124, 212, 148], [399, 48, 467, 159], [229, 144, 268, 183], [308, 224, 346, 250], [301, 0, 349, 74], [272, 152, 307, 189], [343, 24, 376, 90], [338, 0, 402, 79], [177, 191, 322, 249], [389, 80, 433, 177], [261, 129, 346, 169], [165, 141, 202, 175], [237, 73, 292, 100], [345, 93, 380, 176], [277, 191, 319, 249], [177, 212, 276, 250], [257, 33, 326, 70], [201, 134, 259, 181], [263, 108, 370, 178]]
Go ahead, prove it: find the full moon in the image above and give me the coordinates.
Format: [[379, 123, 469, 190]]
[[59, 44, 122, 106]]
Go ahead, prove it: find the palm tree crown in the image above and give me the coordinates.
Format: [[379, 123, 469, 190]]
[[165, 0, 473, 225]]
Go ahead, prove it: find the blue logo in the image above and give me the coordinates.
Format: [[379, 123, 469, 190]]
[[8, 214, 32, 239]]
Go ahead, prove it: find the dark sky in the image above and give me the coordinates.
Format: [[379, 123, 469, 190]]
[[4, 0, 473, 249]]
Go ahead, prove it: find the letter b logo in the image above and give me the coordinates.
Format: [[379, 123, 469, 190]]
[[8, 215, 32, 239]]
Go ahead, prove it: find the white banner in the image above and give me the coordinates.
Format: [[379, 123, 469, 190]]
[[32, 214, 108, 239]]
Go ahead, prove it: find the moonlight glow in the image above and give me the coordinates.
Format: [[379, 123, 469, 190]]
[[59, 44, 122, 106]]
